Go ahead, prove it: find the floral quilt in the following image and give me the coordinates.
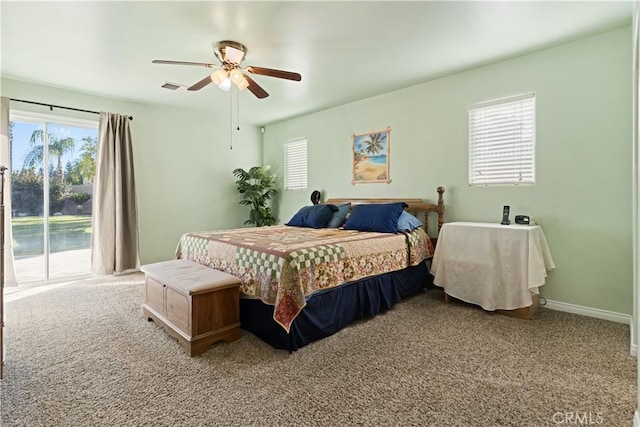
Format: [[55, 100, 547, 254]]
[[175, 225, 433, 332]]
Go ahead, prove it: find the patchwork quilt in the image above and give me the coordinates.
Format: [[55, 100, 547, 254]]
[[175, 225, 433, 332]]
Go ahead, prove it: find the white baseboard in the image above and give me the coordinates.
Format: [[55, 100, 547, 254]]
[[632, 321, 638, 357], [634, 410, 640, 427], [544, 299, 631, 324], [544, 299, 636, 357]]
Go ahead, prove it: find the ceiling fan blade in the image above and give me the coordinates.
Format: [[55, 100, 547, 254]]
[[246, 66, 302, 82], [244, 75, 269, 99], [152, 60, 217, 68], [188, 75, 213, 91]]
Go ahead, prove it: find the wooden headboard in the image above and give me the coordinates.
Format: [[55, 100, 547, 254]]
[[326, 186, 446, 236]]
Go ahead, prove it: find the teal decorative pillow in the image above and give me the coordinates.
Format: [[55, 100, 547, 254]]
[[397, 211, 423, 232], [327, 203, 351, 228]]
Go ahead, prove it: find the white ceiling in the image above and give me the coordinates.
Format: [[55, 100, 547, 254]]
[[0, 1, 633, 126]]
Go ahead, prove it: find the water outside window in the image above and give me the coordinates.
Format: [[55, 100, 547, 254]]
[[9, 113, 97, 283]]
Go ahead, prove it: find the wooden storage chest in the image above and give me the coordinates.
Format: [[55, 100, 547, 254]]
[[141, 259, 241, 356]]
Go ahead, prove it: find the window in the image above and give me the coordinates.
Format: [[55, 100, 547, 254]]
[[284, 138, 307, 190], [469, 93, 535, 186]]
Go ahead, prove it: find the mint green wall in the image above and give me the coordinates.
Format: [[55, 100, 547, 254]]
[[1, 78, 262, 265], [263, 27, 633, 315]]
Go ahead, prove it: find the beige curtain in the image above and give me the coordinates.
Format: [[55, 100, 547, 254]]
[[91, 112, 139, 274], [0, 97, 17, 286]]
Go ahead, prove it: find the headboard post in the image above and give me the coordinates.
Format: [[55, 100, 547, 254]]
[[436, 186, 445, 232]]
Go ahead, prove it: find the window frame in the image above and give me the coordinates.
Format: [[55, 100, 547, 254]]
[[8, 109, 98, 282], [468, 92, 536, 186], [283, 137, 308, 191]]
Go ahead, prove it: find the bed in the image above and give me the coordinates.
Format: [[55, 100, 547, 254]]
[[175, 187, 445, 351]]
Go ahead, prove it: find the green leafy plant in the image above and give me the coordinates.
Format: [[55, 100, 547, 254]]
[[70, 192, 91, 205], [233, 166, 278, 227]]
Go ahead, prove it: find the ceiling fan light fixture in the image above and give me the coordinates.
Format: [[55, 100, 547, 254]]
[[229, 68, 243, 82], [235, 76, 250, 90], [210, 69, 229, 85], [218, 77, 232, 91]]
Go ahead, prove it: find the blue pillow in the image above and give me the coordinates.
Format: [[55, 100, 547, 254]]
[[327, 203, 351, 228], [343, 202, 406, 233], [286, 204, 338, 228], [397, 211, 423, 232]]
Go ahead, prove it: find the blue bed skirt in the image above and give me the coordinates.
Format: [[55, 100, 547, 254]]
[[240, 260, 431, 352]]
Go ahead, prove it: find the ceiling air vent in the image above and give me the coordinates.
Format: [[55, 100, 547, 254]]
[[161, 82, 182, 90]]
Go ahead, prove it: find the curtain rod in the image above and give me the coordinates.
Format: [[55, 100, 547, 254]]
[[9, 98, 133, 121]]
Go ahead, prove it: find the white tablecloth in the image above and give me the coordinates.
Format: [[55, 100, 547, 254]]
[[431, 222, 555, 311]]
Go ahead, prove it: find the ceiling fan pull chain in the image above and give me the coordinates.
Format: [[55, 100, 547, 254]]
[[237, 88, 240, 131], [229, 90, 233, 150]]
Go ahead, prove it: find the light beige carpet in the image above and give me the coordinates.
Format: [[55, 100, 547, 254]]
[[0, 273, 636, 426]]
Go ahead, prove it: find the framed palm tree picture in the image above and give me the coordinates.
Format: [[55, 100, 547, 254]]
[[351, 127, 391, 184]]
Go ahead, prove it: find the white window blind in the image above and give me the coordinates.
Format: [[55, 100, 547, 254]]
[[284, 138, 308, 190], [469, 93, 535, 186]]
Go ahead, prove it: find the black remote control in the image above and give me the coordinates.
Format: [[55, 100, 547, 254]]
[[501, 205, 510, 225]]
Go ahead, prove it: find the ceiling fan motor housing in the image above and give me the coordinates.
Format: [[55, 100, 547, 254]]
[[214, 40, 247, 65]]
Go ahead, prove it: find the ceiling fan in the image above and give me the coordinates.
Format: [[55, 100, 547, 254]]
[[152, 40, 302, 99]]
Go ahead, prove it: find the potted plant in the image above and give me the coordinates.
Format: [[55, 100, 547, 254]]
[[232, 166, 278, 227]]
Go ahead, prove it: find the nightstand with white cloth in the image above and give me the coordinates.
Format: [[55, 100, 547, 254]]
[[430, 222, 555, 313]]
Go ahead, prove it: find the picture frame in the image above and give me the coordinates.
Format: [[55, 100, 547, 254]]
[[351, 126, 391, 184]]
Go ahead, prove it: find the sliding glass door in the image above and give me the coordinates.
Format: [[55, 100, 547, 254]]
[[9, 112, 97, 283]]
